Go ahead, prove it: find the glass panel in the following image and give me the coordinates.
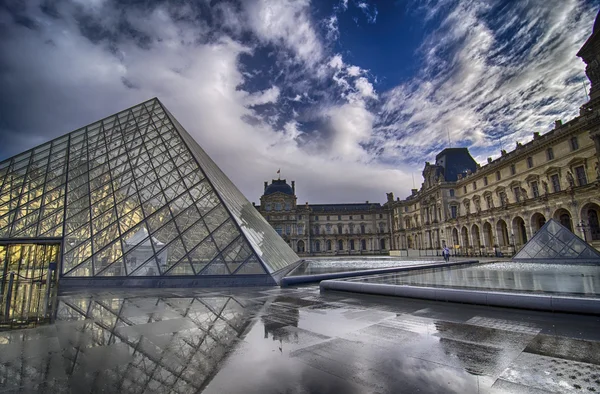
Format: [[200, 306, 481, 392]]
[[202, 204, 229, 232], [129, 257, 160, 276], [174, 205, 201, 233], [222, 237, 253, 273], [181, 220, 209, 252], [200, 256, 230, 275], [152, 220, 179, 250], [63, 240, 92, 274], [158, 239, 186, 273], [188, 239, 218, 274], [210, 219, 240, 251], [93, 239, 123, 274], [234, 256, 267, 275]]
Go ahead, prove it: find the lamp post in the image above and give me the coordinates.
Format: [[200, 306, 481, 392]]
[[510, 232, 516, 256], [577, 221, 589, 243]]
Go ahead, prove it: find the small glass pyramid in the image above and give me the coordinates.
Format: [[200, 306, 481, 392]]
[[0, 98, 300, 285], [513, 219, 600, 261]]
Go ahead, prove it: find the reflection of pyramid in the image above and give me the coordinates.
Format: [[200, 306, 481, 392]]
[[0, 98, 300, 286], [513, 219, 600, 262]]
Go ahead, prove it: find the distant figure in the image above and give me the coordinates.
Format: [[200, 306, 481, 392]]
[[442, 246, 450, 262]]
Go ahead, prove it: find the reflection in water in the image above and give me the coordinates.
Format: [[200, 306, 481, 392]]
[[352, 262, 600, 297], [0, 292, 263, 393], [287, 259, 434, 276], [261, 296, 300, 343]]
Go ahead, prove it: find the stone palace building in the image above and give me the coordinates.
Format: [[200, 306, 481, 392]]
[[257, 11, 600, 257], [254, 179, 391, 256]]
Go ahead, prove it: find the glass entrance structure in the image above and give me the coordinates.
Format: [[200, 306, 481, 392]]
[[0, 98, 300, 288], [0, 243, 59, 328]]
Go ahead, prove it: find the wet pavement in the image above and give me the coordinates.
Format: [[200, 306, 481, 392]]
[[1, 286, 600, 393]]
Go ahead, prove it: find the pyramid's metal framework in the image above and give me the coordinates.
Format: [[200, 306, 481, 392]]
[[0, 98, 300, 287], [513, 219, 600, 262]]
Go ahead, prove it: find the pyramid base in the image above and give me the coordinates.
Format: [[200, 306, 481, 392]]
[[58, 275, 278, 290]]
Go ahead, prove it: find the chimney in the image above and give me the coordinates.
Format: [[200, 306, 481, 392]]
[[501, 149, 507, 156], [252, 202, 255, 206], [555, 119, 562, 129], [411, 189, 418, 195], [487, 157, 492, 164], [366, 200, 369, 204], [264, 181, 268, 192], [291, 181, 295, 194], [533, 132, 540, 139]]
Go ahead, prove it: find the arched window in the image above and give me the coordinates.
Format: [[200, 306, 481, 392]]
[[588, 209, 600, 241], [380, 239, 386, 250], [327, 240, 332, 251], [337, 224, 343, 234], [297, 240, 305, 253], [315, 241, 321, 252], [350, 240, 355, 250], [338, 240, 343, 250], [560, 213, 572, 232], [361, 239, 367, 250]]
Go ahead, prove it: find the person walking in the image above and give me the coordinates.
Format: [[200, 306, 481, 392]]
[[442, 246, 450, 262]]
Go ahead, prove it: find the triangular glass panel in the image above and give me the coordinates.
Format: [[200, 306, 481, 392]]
[[123, 241, 155, 274], [129, 257, 161, 276], [165, 257, 195, 276], [234, 256, 267, 275], [200, 256, 230, 275], [513, 219, 600, 261], [211, 219, 240, 251], [65, 258, 94, 277], [188, 238, 219, 274], [96, 258, 127, 277], [181, 220, 209, 252], [203, 204, 229, 232], [159, 239, 187, 273]]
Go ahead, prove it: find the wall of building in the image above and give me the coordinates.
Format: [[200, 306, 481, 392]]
[[256, 184, 391, 257]]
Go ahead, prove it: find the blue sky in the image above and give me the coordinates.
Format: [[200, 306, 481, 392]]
[[0, 0, 598, 203]]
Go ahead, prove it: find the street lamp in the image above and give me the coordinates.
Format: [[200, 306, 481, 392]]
[[577, 221, 589, 242], [510, 232, 516, 256]]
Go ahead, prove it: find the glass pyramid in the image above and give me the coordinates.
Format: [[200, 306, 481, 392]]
[[0, 98, 300, 286], [513, 219, 600, 262]]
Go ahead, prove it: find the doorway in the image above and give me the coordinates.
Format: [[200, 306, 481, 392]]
[[1, 243, 60, 328]]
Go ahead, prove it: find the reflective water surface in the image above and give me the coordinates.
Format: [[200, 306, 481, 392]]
[[1, 287, 600, 393], [287, 258, 439, 276], [347, 262, 600, 297]]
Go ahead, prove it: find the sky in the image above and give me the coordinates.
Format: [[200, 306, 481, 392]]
[[1, 0, 599, 204]]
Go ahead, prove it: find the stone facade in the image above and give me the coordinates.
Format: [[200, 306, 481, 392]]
[[387, 16, 600, 257], [257, 11, 600, 258], [387, 121, 600, 257], [255, 179, 391, 256]]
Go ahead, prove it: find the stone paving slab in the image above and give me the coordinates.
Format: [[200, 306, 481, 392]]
[[0, 286, 599, 393]]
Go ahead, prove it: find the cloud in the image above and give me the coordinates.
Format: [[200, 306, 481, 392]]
[[245, 86, 281, 106], [244, 0, 323, 66], [0, 0, 404, 204], [377, 0, 596, 165], [1, 0, 594, 203]]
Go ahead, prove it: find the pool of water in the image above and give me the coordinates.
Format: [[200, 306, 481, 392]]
[[344, 262, 600, 298], [287, 259, 440, 276]]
